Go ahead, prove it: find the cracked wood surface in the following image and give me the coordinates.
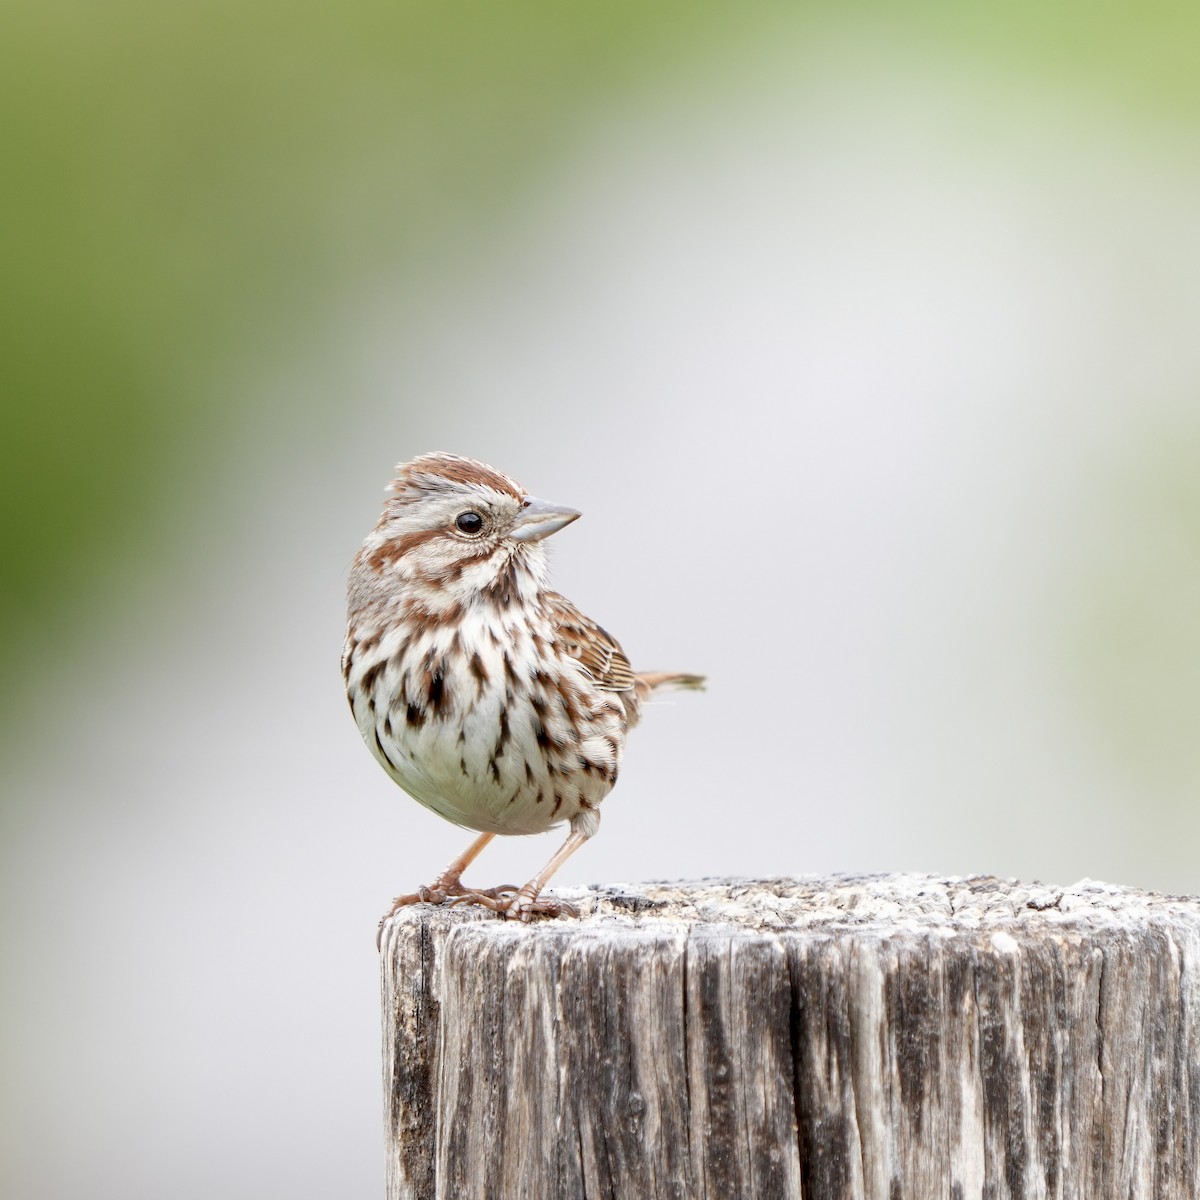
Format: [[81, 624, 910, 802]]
[[379, 874, 1200, 1200]]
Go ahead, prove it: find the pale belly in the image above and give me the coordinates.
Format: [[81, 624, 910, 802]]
[[349, 630, 625, 836]]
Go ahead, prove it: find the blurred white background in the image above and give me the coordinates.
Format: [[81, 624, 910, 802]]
[[4, 12, 1200, 1199]]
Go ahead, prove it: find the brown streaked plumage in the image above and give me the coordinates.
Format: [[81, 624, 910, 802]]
[[343, 452, 704, 937]]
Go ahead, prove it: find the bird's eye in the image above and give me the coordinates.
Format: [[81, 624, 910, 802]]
[[455, 511, 484, 535]]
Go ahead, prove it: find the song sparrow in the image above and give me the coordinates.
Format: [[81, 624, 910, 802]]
[[343, 452, 704, 935]]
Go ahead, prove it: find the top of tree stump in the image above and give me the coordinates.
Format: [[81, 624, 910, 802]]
[[379, 872, 1200, 946]]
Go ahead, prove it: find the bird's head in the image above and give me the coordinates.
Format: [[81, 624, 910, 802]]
[[351, 453, 580, 615]]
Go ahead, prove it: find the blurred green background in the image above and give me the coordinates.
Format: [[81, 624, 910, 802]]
[[4, 2, 1200, 1197], [4, 1, 1199, 697]]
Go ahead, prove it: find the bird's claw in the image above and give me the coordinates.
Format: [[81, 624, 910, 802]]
[[518, 896, 578, 922], [446, 886, 519, 909], [462, 889, 580, 922], [376, 881, 525, 947]]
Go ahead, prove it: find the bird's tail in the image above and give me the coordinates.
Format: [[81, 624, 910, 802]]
[[634, 671, 707, 700]]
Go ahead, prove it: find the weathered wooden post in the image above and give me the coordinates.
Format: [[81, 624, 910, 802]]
[[379, 874, 1200, 1199]]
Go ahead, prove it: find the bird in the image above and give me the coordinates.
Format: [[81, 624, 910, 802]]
[[342, 452, 704, 935]]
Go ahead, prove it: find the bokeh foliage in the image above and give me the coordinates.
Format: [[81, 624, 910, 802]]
[[2, 0, 1198, 696]]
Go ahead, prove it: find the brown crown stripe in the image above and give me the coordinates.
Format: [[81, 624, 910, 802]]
[[396, 454, 524, 501]]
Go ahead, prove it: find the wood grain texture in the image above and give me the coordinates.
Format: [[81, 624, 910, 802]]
[[379, 874, 1200, 1200]]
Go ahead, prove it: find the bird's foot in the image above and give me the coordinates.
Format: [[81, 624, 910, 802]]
[[376, 880, 519, 947], [446, 887, 519, 909], [457, 884, 579, 923], [426, 880, 521, 905], [509, 893, 579, 922]]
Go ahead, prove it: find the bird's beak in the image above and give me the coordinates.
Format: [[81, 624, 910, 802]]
[[510, 496, 582, 542]]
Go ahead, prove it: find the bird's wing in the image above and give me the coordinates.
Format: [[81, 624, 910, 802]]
[[544, 591, 637, 692]]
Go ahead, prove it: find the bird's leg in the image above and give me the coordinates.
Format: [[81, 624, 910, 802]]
[[417, 832, 503, 901], [378, 833, 520, 944], [463, 828, 591, 922]]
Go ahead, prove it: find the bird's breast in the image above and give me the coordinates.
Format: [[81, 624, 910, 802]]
[[347, 615, 627, 835]]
